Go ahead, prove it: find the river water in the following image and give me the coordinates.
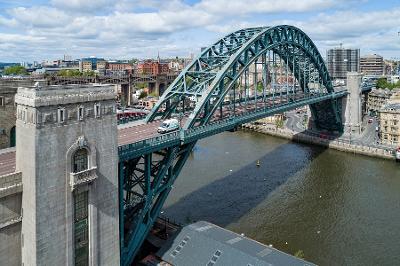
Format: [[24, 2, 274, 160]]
[[162, 130, 400, 266]]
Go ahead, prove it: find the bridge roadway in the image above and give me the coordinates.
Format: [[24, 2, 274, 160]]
[[0, 90, 345, 177]]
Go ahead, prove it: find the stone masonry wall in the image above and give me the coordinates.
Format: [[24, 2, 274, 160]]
[[0, 171, 22, 266]]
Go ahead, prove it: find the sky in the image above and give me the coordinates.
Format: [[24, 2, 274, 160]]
[[0, 0, 399, 62]]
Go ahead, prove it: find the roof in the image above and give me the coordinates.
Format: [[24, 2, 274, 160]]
[[157, 221, 315, 266], [381, 102, 400, 112], [0, 148, 16, 176]]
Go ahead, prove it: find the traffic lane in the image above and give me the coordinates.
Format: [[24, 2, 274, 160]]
[[118, 118, 188, 146], [118, 120, 163, 146], [0, 151, 16, 176]]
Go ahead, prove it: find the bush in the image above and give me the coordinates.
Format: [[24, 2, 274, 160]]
[[4, 65, 27, 75]]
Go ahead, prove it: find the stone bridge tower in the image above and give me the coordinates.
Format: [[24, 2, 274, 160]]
[[15, 84, 120, 265]]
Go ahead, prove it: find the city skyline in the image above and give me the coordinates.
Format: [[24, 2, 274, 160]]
[[0, 0, 400, 62]]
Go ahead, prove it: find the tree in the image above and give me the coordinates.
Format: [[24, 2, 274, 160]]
[[376, 77, 400, 90], [4, 65, 27, 75], [376, 78, 388, 89], [294, 250, 305, 259], [139, 91, 148, 99]]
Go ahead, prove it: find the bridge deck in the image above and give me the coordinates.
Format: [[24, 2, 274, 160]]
[[0, 121, 165, 176], [0, 91, 348, 176]]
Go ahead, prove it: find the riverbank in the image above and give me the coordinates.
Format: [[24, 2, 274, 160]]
[[242, 123, 397, 161]]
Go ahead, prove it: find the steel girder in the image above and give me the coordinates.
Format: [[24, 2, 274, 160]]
[[146, 27, 266, 122], [146, 25, 341, 131], [119, 143, 196, 266]]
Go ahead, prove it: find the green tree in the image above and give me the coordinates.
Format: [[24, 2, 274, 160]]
[[376, 78, 400, 90], [139, 91, 148, 99], [294, 250, 305, 259], [4, 65, 27, 75]]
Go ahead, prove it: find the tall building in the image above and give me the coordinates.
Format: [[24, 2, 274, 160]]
[[360, 54, 384, 76], [14, 84, 120, 265], [326, 47, 360, 80]]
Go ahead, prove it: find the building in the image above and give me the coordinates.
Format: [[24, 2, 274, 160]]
[[108, 62, 133, 72], [137, 60, 170, 75], [360, 54, 384, 76], [326, 47, 360, 80], [379, 101, 400, 145], [142, 221, 315, 266], [0, 79, 37, 149], [367, 88, 393, 114], [0, 84, 120, 265], [96, 60, 108, 72], [79, 57, 105, 72]]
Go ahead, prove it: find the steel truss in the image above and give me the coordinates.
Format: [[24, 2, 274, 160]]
[[121, 25, 346, 265], [119, 143, 195, 265], [147, 25, 342, 131]]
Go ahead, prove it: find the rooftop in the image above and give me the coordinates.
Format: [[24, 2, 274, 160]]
[[157, 221, 314, 266], [381, 102, 400, 112]]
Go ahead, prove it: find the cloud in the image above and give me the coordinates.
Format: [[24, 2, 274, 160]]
[[196, 0, 338, 15], [8, 6, 70, 28], [0, 0, 399, 61], [50, 0, 114, 12]]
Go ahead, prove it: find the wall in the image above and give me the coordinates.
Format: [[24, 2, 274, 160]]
[[0, 170, 22, 266]]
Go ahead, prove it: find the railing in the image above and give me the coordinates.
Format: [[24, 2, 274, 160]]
[[117, 115, 147, 125], [118, 131, 181, 160], [117, 92, 348, 159]]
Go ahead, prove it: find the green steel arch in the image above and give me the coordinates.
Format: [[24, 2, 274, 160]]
[[147, 25, 341, 131], [122, 25, 345, 266]]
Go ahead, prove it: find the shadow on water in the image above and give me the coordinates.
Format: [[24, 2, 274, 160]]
[[162, 130, 329, 227]]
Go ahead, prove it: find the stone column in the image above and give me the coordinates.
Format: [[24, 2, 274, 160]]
[[343, 72, 362, 134]]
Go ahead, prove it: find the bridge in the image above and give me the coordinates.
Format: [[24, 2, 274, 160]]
[[0, 25, 372, 266], [117, 25, 351, 265]]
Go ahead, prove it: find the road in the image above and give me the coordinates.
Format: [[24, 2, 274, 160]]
[[285, 110, 396, 150]]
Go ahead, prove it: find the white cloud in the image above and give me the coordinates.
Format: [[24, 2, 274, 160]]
[[50, 0, 113, 12], [196, 0, 338, 15], [8, 6, 70, 28], [0, 0, 399, 61]]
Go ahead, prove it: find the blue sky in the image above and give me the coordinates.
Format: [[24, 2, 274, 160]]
[[0, 0, 399, 62]]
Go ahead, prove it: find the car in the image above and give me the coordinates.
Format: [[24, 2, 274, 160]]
[[368, 118, 373, 123], [157, 119, 180, 134]]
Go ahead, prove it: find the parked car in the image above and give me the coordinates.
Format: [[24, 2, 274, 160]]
[[368, 118, 373, 123], [157, 119, 180, 134]]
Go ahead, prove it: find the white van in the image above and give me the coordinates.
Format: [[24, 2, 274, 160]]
[[157, 119, 180, 134]]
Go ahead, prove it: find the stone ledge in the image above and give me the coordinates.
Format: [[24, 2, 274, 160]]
[[0, 215, 22, 230], [0, 172, 22, 198], [70, 167, 97, 191]]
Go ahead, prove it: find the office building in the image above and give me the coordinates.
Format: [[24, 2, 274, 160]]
[[326, 47, 360, 80]]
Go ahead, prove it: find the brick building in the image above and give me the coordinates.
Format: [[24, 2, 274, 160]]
[[137, 60, 169, 75], [108, 62, 133, 72]]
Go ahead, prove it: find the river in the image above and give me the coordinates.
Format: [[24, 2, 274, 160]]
[[162, 130, 400, 266]]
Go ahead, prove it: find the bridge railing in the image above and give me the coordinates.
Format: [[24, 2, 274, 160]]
[[118, 131, 180, 160], [117, 115, 147, 125], [118, 91, 348, 159]]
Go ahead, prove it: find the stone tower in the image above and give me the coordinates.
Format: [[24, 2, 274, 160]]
[[343, 72, 363, 134], [15, 84, 120, 265]]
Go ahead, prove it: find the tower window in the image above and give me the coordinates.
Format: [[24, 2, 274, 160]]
[[94, 103, 101, 118], [58, 108, 65, 123], [74, 191, 89, 266], [78, 106, 84, 121], [73, 149, 88, 173]]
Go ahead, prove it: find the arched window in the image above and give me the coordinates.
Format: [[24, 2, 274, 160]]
[[73, 148, 88, 173]]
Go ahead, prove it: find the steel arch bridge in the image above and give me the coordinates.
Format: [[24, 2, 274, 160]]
[[119, 25, 347, 265]]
